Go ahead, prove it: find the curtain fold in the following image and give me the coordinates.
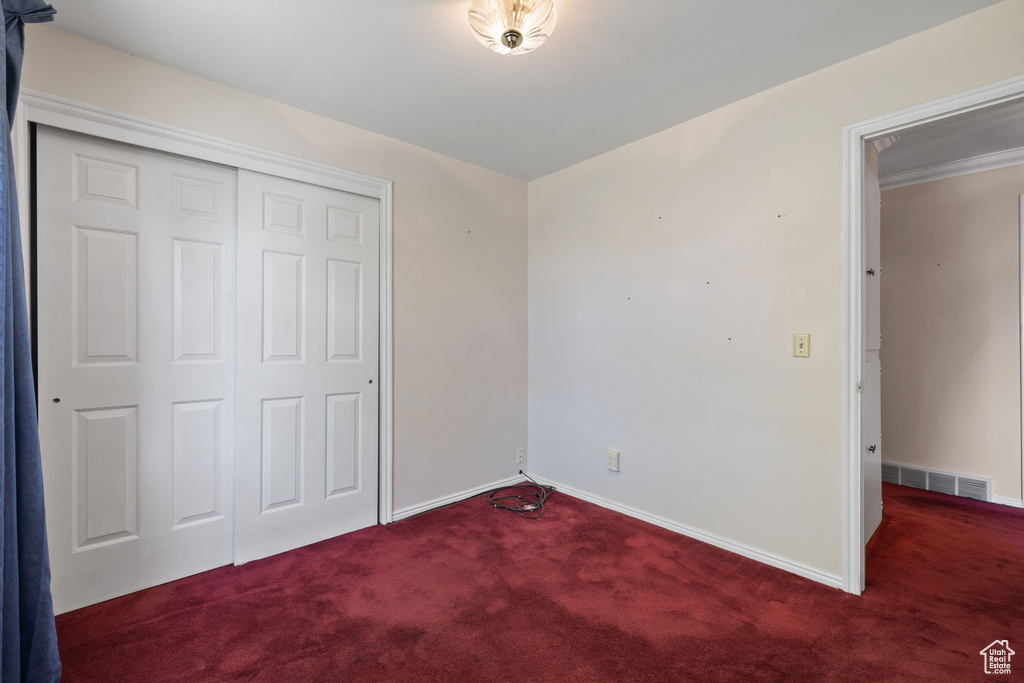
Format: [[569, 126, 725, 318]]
[[0, 2, 59, 682]]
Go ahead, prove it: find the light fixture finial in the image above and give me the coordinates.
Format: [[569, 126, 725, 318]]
[[501, 29, 524, 50]]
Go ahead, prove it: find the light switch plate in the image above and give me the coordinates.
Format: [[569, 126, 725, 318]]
[[794, 333, 811, 358]]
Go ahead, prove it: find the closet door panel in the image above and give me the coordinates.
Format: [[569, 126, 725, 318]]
[[37, 127, 237, 613], [235, 170, 379, 563]]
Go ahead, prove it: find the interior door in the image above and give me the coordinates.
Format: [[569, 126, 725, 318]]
[[36, 126, 237, 613], [863, 157, 883, 544], [234, 170, 379, 563]]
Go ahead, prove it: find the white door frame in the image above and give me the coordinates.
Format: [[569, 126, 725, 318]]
[[12, 89, 397, 525], [842, 73, 1024, 595], [1019, 195, 1024, 513]]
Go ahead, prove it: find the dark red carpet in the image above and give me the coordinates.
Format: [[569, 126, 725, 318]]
[[56, 483, 1024, 681]]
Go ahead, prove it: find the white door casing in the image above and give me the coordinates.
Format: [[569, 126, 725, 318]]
[[36, 127, 238, 613], [863, 160, 883, 544], [234, 170, 380, 564], [844, 74, 1024, 595]]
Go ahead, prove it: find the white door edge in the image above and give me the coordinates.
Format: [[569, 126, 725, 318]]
[[14, 90, 396, 526], [1019, 194, 1024, 513]]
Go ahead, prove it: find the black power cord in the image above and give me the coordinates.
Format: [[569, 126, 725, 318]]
[[485, 471, 555, 519]]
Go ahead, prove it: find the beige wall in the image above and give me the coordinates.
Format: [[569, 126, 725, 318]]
[[22, 26, 529, 513], [528, 0, 1024, 577], [881, 165, 1023, 499]]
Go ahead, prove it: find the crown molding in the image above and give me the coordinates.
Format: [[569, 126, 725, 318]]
[[879, 145, 1024, 190]]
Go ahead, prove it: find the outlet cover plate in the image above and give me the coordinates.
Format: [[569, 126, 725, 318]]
[[606, 449, 620, 472]]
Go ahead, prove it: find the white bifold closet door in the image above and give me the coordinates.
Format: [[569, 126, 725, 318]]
[[36, 128, 381, 613], [36, 127, 238, 613], [234, 170, 379, 563]]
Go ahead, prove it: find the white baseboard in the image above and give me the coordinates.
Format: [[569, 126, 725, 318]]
[[992, 495, 1024, 509], [392, 473, 523, 521], [529, 474, 844, 591]]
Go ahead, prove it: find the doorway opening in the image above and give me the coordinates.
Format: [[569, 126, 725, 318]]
[[843, 74, 1024, 595]]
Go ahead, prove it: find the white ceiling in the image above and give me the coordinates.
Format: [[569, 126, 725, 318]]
[[49, 0, 997, 181], [878, 97, 1024, 178]]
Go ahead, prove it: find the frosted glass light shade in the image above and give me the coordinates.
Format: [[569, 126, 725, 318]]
[[468, 0, 558, 56]]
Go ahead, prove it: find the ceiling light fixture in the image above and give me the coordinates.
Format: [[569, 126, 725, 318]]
[[468, 0, 558, 56]]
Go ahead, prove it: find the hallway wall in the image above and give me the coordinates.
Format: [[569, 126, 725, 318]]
[[881, 164, 1023, 500]]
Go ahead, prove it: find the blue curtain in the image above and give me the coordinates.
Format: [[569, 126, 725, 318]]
[[0, 2, 59, 682]]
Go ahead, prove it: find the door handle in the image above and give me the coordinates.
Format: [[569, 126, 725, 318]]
[[867, 444, 876, 453]]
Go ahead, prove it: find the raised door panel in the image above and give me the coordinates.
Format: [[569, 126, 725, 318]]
[[327, 205, 362, 245], [326, 393, 360, 497], [263, 193, 305, 235], [327, 259, 361, 362], [172, 400, 223, 527], [74, 227, 138, 366], [261, 397, 304, 511], [74, 406, 139, 549], [74, 154, 139, 208], [173, 240, 224, 363], [262, 252, 305, 363], [173, 174, 223, 223]]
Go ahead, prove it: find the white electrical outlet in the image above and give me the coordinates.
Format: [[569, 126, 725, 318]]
[[516, 448, 524, 465], [606, 449, 620, 472]]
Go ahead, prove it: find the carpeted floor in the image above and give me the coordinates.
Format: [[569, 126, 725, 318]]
[[55, 483, 1024, 681]]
